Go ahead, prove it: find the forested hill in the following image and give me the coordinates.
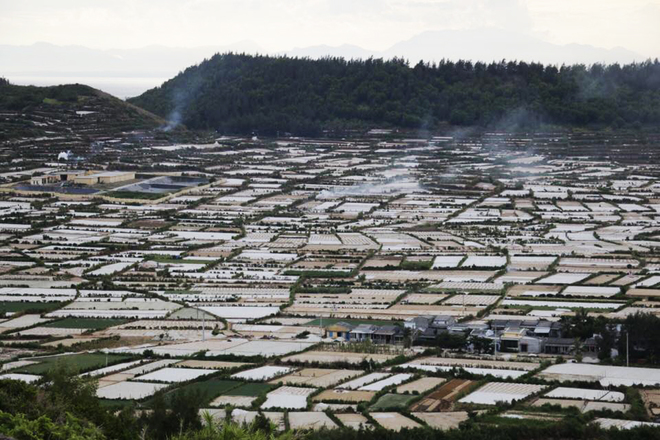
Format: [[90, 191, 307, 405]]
[[128, 54, 660, 135]]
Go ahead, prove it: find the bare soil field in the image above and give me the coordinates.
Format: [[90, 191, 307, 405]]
[[410, 379, 475, 412]]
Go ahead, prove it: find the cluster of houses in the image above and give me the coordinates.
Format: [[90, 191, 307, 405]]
[[326, 315, 599, 356]]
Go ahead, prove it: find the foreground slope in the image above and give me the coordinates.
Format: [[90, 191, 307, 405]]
[[0, 79, 165, 141]]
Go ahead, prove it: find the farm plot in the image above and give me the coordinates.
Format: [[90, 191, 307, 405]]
[[337, 372, 391, 390], [400, 362, 528, 379], [509, 256, 556, 270], [174, 360, 248, 370], [209, 382, 273, 408], [16, 353, 132, 375], [544, 387, 625, 402], [501, 299, 621, 310], [461, 256, 506, 268], [80, 360, 144, 378], [137, 367, 215, 383], [370, 393, 417, 410], [396, 377, 446, 394], [47, 299, 180, 319], [230, 410, 285, 430], [561, 286, 621, 297], [43, 318, 129, 330], [282, 351, 395, 365], [199, 306, 281, 320], [359, 374, 412, 391], [336, 413, 373, 430], [535, 273, 591, 285], [0, 314, 52, 332], [413, 412, 468, 430], [538, 363, 660, 386], [288, 412, 337, 430], [271, 369, 362, 387], [410, 379, 476, 412], [261, 386, 316, 409], [113, 339, 315, 358], [232, 366, 293, 381], [401, 293, 448, 304], [313, 389, 375, 403], [0, 287, 77, 300], [371, 412, 421, 431], [0, 373, 41, 383], [432, 282, 501, 292], [443, 295, 501, 306], [0, 301, 64, 316], [97, 381, 168, 400], [432, 256, 463, 269], [459, 382, 546, 405]]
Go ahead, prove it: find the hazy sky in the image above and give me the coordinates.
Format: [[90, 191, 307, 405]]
[[1, 0, 659, 57]]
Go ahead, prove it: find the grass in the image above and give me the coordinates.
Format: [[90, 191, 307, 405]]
[[369, 393, 417, 410], [16, 353, 132, 375], [305, 318, 402, 328], [0, 301, 64, 315], [42, 97, 63, 105], [154, 379, 241, 406], [42, 318, 128, 330], [225, 382, 273, 397]]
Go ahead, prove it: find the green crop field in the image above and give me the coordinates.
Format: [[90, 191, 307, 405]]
[[42, 318, 128, 330], [369, 393, 417, 410], [153, 379, 240, 406], [0, 302, 65, 315], [16, 353, 132, 375], [225, 382, 273, 397]]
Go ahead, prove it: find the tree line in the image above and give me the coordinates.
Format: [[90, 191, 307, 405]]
[[128, 54, 660, 135]]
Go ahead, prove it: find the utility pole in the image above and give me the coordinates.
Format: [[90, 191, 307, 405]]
[[626, 331, 629, 367], [202, 311, 206, 342]]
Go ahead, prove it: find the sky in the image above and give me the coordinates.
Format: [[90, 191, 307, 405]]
[[1, 0, 659, 58]]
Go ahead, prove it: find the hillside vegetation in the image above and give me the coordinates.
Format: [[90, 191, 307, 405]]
[[128, 54, 660, 135], [0, 79, 165, 141]]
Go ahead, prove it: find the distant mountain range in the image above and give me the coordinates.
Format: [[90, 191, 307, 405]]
[[1, 29, 649, 98], [0, 40, 264, 77], [286, 29, 644, 66], [2, 28, 647, 78]]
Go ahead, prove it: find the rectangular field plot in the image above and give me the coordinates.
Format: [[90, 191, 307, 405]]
[[413, 412, 469, 430], [261, 386, 316, 409], [396, 377, 446, 394], [270, 368, 362, 387], [15, 353, 133, 375], [371, 412, 421, 431], [544, 387, 625, 402], [137, 367, 215, 383], [370, 393, 417, 410], [459, 382, 546, 405], [232, 366, 293, 381], [282, 351, 395, 365], [313, 389, 375, 403], [288, 412, 337, 430], [97, 381, 168, 400], [359, 373, 412, 391], [42, 318, 129, 330]]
